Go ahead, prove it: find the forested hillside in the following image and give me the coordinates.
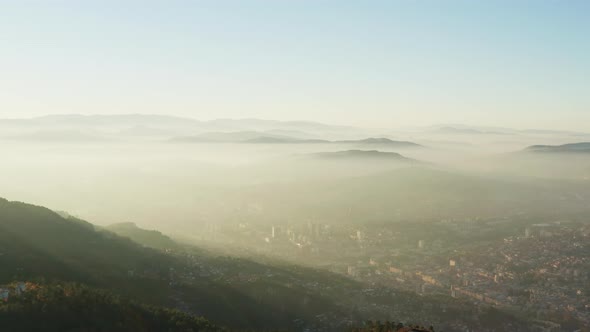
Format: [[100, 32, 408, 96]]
[[0, 282, 221, 332], [0, 198, 354, 330]]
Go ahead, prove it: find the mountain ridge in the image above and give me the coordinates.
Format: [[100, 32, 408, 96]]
[[171, 132, 422, 146], [525, 142, 590, 153]]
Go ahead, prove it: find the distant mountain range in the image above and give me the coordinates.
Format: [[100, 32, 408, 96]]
[[434, 126, 511, 135], [525, 142, 590, 153], [0, 114, 377, 142], [0, 114, 201, 127], [1, 130, 108, 142], [5, 114, 590, 153], [430, 125, 590, 137], [0, 114, 354, 132], [172, 132, 422, 147], [2, 114, 587, 144]]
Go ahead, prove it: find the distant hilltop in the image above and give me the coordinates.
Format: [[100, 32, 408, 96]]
[[336, 137, 422, 147], [310, 149, 418, 162], [525, 142, 590, 153]]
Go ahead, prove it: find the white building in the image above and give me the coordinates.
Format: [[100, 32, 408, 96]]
[[418, 240, 425, 249]]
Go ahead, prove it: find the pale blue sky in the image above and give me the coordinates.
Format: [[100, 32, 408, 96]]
[[1, 0, 588, 129]]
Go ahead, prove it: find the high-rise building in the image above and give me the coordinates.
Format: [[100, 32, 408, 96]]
[[418, 240, 425, 249], [347, 266, 357, 277]]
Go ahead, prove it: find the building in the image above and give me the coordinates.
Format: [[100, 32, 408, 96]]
[[418, 240, 425, 249], [0, 288, 9, 302], [347, 266, 358, 277], [15, 282, 26, 296]]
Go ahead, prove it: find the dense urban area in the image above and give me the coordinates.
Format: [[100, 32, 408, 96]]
[[191, 213, 590, 331]]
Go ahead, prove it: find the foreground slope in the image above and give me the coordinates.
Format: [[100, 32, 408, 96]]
[[0, 198, 338, 329], [0, 282, 221, 332], [105, 222, 181, 251]]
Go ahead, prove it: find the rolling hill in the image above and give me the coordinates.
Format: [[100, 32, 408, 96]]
[[525, 142, 590, 153], [310, 150, 417, 162], [335, 137, 422, 148]]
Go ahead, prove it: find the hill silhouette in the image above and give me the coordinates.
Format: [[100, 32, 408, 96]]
[[106, 222, 181, 251], [525, 142, 590, 153], [170, 132, 420, 146]]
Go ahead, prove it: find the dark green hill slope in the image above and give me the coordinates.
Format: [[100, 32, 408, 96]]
[[0, 282, 220, 332], [0, 198, 348, 330], [0, 198, 171, 284], [525, 142, 590, 153], [0, 199, 278, 328], [106, 222, 181, 251]]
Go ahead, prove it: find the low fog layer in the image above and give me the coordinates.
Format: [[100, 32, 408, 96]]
[[1, 114, 590, 235]]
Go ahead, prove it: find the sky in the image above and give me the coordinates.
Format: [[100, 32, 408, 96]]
[[1, 0, 589, 130]]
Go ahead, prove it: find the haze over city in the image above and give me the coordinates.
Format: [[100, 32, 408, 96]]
[[1, 1, 590, 332]]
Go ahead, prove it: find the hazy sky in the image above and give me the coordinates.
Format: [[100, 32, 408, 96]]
[[1, 1, 589, 130]]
